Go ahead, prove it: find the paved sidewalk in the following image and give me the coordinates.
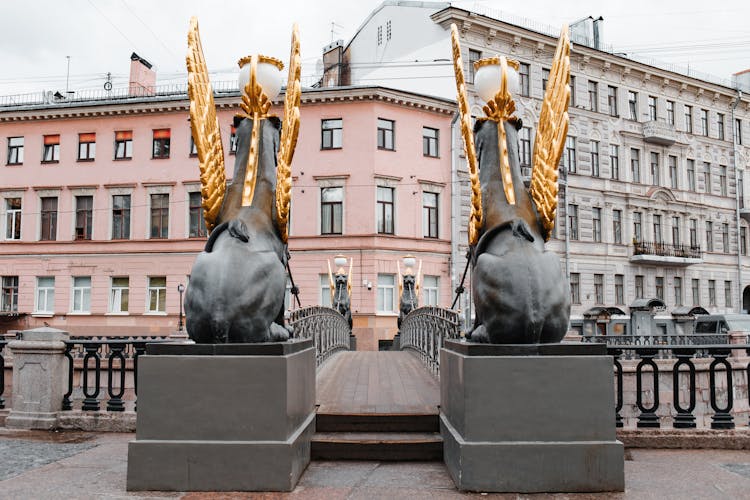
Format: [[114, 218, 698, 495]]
[[1, 430, 750, 499]]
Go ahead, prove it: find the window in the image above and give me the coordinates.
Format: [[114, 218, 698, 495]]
[[630, 148, 641, 183], [40, 197, 57, 241], [1, 276, 18, 312], [653, 214, 663, 243], [570, 75, 576, 106], [633, 211, 642, 242], [594, 274, 604, 304], [377, 25, 382, 46], [568, 204, 579, 240], [35, 276, 55, 313], [77, 133, 95, 161], [628, 91, 638, 120], [720, 165, 727, 196], [377, 186, 394, 234], [704, 162, 712, 194], [700, 109, 708, 137], [75, 195, 93, 240], [229, 126, 238, 154], [386, 20, 392, 41], [7, 137, 23, 165], [610, 145, 619, 180], [672, 216, 680, 246], [5, 198, 21, 240], [423, 191, 438, 238], [615, 274, 624, 305], [650, 152, 660, 186], [740, 170, 745, 209], [42, 134, 60, 162], [742, 226, 748, 256], [685, 105, 693, 133], [708, 279, 716, 306], [612, 209, 622, 244], [569, 273, 580, 304], [735, 118, 743, 145], [635, 275, 644, 299], [592, 207, 602, 242], [687, 159, 696, 191], [564, 136, 576, 173], [692, 279, 700, 306], [607, 86, 618, 116], [588, 80, 598, 111], [147, 277, 167, 313], [674, 277, 683, 306], [422, 127, 439, 157], [519, 127, 531, 168], [655, 276, 664, 301], [722, 223, 729, 252], [150, 193, 169, 239], [321, 186, 343, 235], [71, 276, 91, 313], [322, 119, 343, 149], [319, 275, 332, 307], [377, 118, 394, 150], [114, 131, 132, 159], [189, 136, 198, 157], [109, 277, 129, 313], [717, 113, 725, 140], [666, 100, 675, 125], [112, 194, 131, 240], [705, 220, 713, 252], [648, 96, 657, 121], [542, 68, 550, 92], [376, 274, 396, 313], [725, 280, 732, 307], [152, 129, 171, 158], [690, 219, 697, 247], [668, 155, 678, 189], [189, 192, 206, 238], [468, 49, 481, 84], [590, 140, 600, 177], [423, 275, 439, 306], [519, 63, 530, 96]]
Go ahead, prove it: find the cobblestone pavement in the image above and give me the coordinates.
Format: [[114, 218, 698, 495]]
[[1, 431, 750, 499]]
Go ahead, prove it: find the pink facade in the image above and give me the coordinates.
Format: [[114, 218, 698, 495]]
[[0, 86, 454, 348]]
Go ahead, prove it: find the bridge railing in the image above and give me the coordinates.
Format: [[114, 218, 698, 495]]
[[400, 306, 461, 373], [289, 306, 350, 366]]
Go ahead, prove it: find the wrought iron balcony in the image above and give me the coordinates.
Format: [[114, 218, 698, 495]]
[[642, 120, 677, 146], [630, 240, 702, 266]]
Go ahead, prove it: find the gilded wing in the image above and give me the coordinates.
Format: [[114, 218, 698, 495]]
[[276, 23, 301, 243], [327, 259, 335, 305], [530, 25, 570, 241], [450, 24, 482, 246], [347, 258, 353, 298], [187, 17, 226, 232]]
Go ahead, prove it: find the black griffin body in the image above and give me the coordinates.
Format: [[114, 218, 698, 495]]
[[468, 119, 570, 344], [332, 273, 353, 330], [184, 116, 291, 343], [397, 274, 418, 329]]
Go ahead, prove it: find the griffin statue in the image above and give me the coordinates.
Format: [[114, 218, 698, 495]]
[[183, 18, 300, 343], [327, 256, 354, 330], [451, 23, 572, 344], [397, 257, 422, 329]]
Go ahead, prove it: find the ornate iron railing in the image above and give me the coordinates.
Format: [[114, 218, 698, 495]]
[[583, 333, 730, 348], [289, 306, 350, 366], [0, 338, 7, 409], [633, 240, 702, 259], [400, 306, 461, 373]]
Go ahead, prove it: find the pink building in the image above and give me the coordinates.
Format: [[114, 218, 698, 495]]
[[0, 61, 455, 349]]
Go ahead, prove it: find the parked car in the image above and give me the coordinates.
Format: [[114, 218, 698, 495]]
[[694, 314, 750, 335]]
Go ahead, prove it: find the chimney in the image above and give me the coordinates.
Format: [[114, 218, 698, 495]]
[[734, 69, 750, 93], [321, 40, 347, 88], [129, 52, 155, 96]]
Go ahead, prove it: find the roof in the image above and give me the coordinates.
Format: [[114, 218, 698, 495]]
[[582, 306, 627, 318], [629, 298, 666, 311], [672, 306, 709, 317]]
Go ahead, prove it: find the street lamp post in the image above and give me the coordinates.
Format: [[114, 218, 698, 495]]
[[177, 283, 185, 332]]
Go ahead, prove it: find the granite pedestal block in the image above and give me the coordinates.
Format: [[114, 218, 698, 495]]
[[440, 341, 624, 493], [127, 339, 315, 492]]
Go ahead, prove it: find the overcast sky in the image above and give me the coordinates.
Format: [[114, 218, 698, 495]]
[[0, 0, 747, 97]]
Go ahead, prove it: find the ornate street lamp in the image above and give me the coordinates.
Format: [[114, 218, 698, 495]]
[[177, 283, 186, 331]]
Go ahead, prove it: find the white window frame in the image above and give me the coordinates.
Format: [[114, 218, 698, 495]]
[[144, 185, 172, 239], [35, 276, 55, 315], [5, 196, 22, 240], [377, 273, 396, 314], [146, 276, 167, 314], [70, 276, 92, 314], [319, 274, 332, 307], [109, 276, 130, 314], [423, 275, 439, 306]]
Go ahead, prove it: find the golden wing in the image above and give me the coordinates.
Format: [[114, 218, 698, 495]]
[[530, 25, 570, 241], [276, 23, 301, 243], [327, 259, 335, 305], [450, 24, 482, 246], [187, 17, 226, 232]]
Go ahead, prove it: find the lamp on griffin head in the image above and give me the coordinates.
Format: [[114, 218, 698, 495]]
[[237, 55, 284, 102], [473, 56, 520, 104], [402, 255, 417, 273]]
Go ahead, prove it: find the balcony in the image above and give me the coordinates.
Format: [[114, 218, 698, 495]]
[[642, 120, 677, 146], [630, 240, 702, 266]]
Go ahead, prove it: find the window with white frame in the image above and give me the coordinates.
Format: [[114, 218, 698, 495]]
[[5, 197, 21, 240], [1, 276, 18, 312], [422, 191, 438, 238], [147, 276, 167, 313], [376, 186, 394, 235], [322, 119, 343, 149], [7, 137, 23, 165], [109, 277, 129, 313], [35, 276, 55, 313], [423, 275, 439, 306], [377, 274, 396, 313], [423, 127, 439, 157], [71, 276, 91, 313], [319, 274, 332, 307]]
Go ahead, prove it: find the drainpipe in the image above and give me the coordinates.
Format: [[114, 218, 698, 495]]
[[563, 168, 570, 279], [732, 90, 743, 311], [449, 111, 460, 312]]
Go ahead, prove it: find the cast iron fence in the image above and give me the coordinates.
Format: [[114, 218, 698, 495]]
[[0, 338, 7, 409], [289, 306, 350, 366], [633, 240, 702, 259], [400, 306, 461, 373]]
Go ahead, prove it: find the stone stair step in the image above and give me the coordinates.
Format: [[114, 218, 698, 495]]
[[315, 412, 439, 433], [311, 431, 443, 461]]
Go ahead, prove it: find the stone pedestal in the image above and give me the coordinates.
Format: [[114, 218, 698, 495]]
[[127, 339, 315, 492], [6, 327, 69, 430], [440, 340, 624, 493]]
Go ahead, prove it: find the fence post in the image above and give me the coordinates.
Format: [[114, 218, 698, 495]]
[[6, 327, 69, 430]]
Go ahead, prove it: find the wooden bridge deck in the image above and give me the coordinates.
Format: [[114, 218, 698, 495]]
[[315, 351, 439, 415]]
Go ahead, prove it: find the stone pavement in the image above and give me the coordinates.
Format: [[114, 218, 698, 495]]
[[1, 430, 750, 499]]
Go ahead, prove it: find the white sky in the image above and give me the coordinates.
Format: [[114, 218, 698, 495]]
[[0, 0, 747, 97]]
